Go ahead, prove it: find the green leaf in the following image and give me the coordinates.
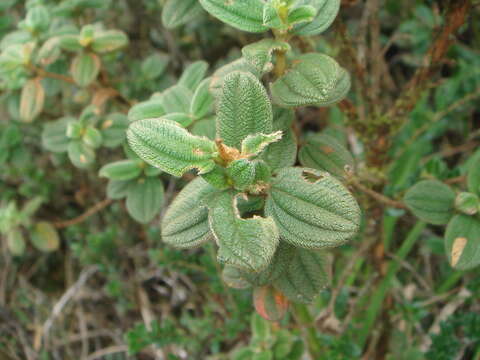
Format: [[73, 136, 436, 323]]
[[242, 39, 291, 74], [253, 351, 273, 360], [24, 5, 50, 33], [251, 312, 271, 341], [162, 0, 204, 29], [208, 191, 280, 272], [71, 52, 100, 87], [7, 228, 26, 256], [265, 167, 361, 249], [91, 30, 128, 53], [160, 85, 192, 114], [59, 34, 82, 52], [179, 61, 209, 91], [299, 133, 354, 178], [20, 78, 45, 123], [445, 215, 480, 270], [222, 265, 251, 289], [67, 122, 83, 139], [99, 160, 143, 181], [191, 117, 216, 140], [253, 285, 289, 321], [210, 58, 261, 98], [100, 113, 129, 148], [201, 164, 231, 190], [42, 117, 73, 153], [163, 113, 194, 128], [161, 177, 218, 248], [261, 108, 297, 172], [468, 157, 480, 196], [190, 77, 214, 119], [287, 5, 317, 26], [217, 71, 273, 149], [274, 248, 330, 303], [293, 0, 340, 36], [128, 99, 166, 122], [127, 118, 217, 177], [126, 177, 164, 224], [141, 53, 169, 80], [68, 140, 95, 168], [455, 192, 479, 216], [233, 349, 255, 360], [82, 126, 103, 148], [404, 180, 455, 225], [226, 159, 271, 192], [30, 221, 60, 252], [199, 0, 268, 33], [241, 131, 283, 156], [107, 179, 132, 200], [270, 53, 350, 108]]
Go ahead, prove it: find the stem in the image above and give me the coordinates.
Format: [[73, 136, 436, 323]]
[[274, 50, 287, 78], [358, 221, 426, 348], [349, 177, 407, 210], [293, 303, 323, 358], [53, 199, 113, 229]]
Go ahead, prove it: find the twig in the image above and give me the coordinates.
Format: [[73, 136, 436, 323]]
[[85, 345, 129, 360], [53, 199, 113, 229], [349, 177, 407, 209]]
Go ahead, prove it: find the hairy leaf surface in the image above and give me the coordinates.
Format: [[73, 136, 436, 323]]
[[293, 0, 340, 36], [126, 177, 164, 224], [162, 0, 204, 29], [445, 215, 480, 270]]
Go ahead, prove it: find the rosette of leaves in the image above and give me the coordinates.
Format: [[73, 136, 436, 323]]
[[404, 157, 480, 270], [127, 70, 361, 319], [0, 198, 60, 256], [99, 150, 164, 224], [41, 105, 128, 168]]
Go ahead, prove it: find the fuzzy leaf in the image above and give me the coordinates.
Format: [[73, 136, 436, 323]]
[[226, 159, 271, 192], [274, 248, 330, 303], [126, 177, 164, 224], [100, 113, 128, 148], [201, 164, 231, 190], [210, 58, 261, 98], [270, 53, 350, 108], [162, 0, 204, 29], [20, 78, 45, 123], [468, 157, 480, 196], [222, 266, 252, 289], [99, 160, 143, 181], [241, 131, 283, 156], [288, 5, 317, 26], [208, 191, 280, 272], [191, 77, 214, 119], [162, 177, 218, 248], [71, 52, 100, 87], [217, 71, 273, 149], [68, 140, 95, 168], [445, 215, 480, 270], [404, 180, 455, 225], [242, 39, 291, 73], [127, 118, 217, 177], [199, 0, 268, 33], [265, 167, 361, 249], [128, 100, 166, 122], [107, 179, 132, 200], [160, 85, 192, 114], [30, 221, 60, 252], [179, 61, 209, 91], [42, 117, 73, 153], [293, 0, 340, 36], [83, 126, 103, 148], [253, 285, 289, 321], [191, 117, 216, 140], [299, 133, 354, 178], [91, 30, 128, 53]]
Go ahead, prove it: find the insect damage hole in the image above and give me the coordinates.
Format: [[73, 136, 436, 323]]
[[451, 237, 468, 267], [302, 170, 324, 183]]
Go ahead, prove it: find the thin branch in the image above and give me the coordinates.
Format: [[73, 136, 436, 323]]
[[349, 177, 407, 209], [53, 199, 113, 229]]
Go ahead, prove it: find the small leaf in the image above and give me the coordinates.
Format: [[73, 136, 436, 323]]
[[253, 285, 289, 321], [179, 61, 209, 91], [160, 85, 192, 114], [42, 117, 73, 153], [226, 159, 271, 192], [455, 192, 479, 216], [467, 157, 480, 196], [82, 126, 103, 148], [20, 78, 45, 123], [101, 113, 129, 148], [241, 131, 283, 156], [191, 117, 216, 140], [270, 53, 350, 108], [24, 5, 50, 32], [30, 221, 60, 252], [265, 167, 361, 249], [208, 191, 280, 272], [141, 53, 169, 80], [161, 177, 218, 248], [191, 77, 214, 119], [127, 118, 217, 177], [210, 58, 261, 98], [126, 177, 164, 224], [99, 160, 143, 181], [293, 0, 340, 36], [404, 180, 455, 225], [201, 164, 231, 190], [445, 215, 480, 270], [251, 312, 271, 341], [71, 52, 101, 87], [7, 228, 26, 256], [107, 179, 132, 200], [59, 34, 82, 52], [164, 113, 194, 128], [91, 30, 128, 53], [222, 265, 252, 289], [242, 39, 291, 74], [298, 133, 354, 178], [68, 140, 95, 168], [199, 0, 268, 33], [217, 71, 273, 149], [274, 248, 329, 303], [128, 99, 166, 122], [287, 5, 317, 26], [162, 0, 204, 29]]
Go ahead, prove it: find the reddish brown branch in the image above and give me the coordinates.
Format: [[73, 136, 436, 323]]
[[54, 199, 113, 229]]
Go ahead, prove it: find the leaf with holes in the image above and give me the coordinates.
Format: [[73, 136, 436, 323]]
[[404, 180, 455, 225], [126, 177, 164, 224], [199, 0, 268, 33], [299, 133, 354, 179], [127, 118, 217, 177], [271, 53, 350, 108], [162, 177, 218, 248], [241, 131, 283, 156], [445, 215, 480, 270], [208, 191, 280, 272], [162, 0, 204, 29], [217, 71, 273, 149], [293, 0, 340, 36], [265, 167, 361, 249]]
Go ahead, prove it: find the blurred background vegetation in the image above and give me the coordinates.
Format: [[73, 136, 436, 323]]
[[0, 0, 479, 359]]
